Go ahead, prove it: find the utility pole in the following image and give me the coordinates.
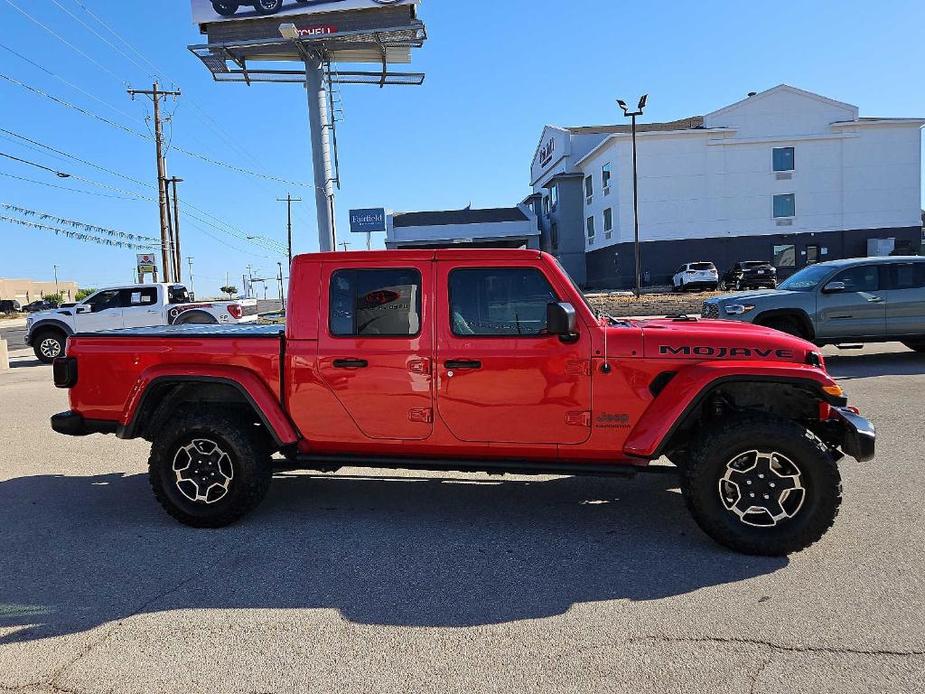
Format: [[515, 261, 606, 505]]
[[53, 265, 59, 295], [167, 177, 184, 282], [276, 194, 302, 267], [339, 241, 350, 252], [187, 257, 195, 298], [277, 261, 285, 311], [128, 82, 181, 282]]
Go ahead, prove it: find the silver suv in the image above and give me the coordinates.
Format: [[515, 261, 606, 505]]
[[702, 256, 925, 351]]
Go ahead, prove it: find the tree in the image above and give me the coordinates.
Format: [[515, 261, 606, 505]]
[[75, 288, 96, 302], [43, 292, 65, 305], [220, 286, 238, 299]]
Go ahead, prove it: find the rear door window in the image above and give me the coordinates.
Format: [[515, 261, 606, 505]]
[[329, 268, 422, 337], [887, 263, 925, 290]]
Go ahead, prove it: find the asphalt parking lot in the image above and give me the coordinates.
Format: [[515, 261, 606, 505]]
[[0, 343, 923, 693]]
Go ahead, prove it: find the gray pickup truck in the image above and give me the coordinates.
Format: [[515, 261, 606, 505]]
[[702, 256, 925, 351]]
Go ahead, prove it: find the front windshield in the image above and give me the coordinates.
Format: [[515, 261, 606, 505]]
[[778, 265, 833, 291]]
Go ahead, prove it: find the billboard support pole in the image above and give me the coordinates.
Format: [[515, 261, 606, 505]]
[[305, 55, 336, 253]]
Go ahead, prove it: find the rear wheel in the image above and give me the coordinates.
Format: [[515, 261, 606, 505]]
[[253, 0, 284, 14], [682, 416, 841, 555], [32, 329, 66, 363], [211, 1, 239, 16], [149, 411, 273, 528]]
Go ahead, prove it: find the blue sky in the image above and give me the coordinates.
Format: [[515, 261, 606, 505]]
[[1, 0, 923, 298]]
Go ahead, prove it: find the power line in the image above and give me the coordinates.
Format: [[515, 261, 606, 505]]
[[1, 71, 314, 188], [0, 151, 70, 178], [0, 170, 143, 200], [0, 42, 138, 122], [2, 0, 129, 85]]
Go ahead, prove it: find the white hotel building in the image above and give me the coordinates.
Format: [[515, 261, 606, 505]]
[[528, 84, 924, 287]]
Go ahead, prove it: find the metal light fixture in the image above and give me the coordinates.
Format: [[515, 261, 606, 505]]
[[279, 23, 299, 40], [617, 94, 648, 298]]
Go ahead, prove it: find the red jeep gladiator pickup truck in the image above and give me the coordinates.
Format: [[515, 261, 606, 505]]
[[50, 250, 874, 555]]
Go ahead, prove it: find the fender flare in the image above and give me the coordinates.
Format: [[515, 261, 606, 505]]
[[118, 364, 299, 447], [753, 309, 815, 340], [623, 361, 844, 459], [28, 319, 74, 343], [170, 309, 218, 325]]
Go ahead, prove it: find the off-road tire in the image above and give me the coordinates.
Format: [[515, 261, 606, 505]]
[[149, 411, 272, 528], [682, 416, 842, 556], [253, 0, 284, 14], [212, 1, 239, 17], [761, 315, 807, 340], [32, 328, 66, 364], [903, 340, 925, 353]]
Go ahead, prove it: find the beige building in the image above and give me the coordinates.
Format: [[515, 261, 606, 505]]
[[0, 278, 80, 303]]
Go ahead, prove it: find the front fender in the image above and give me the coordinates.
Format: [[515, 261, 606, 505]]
[[623, 360, 842, 458], [119, 364, 299, 446]]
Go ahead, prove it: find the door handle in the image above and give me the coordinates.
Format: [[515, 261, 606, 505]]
[[444, 360, 481, 370], [866, 296, 884, 303], [333, 358, 369, 369]]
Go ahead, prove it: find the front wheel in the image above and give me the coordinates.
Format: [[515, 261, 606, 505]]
[[682, 416, 841, 556], [149, 411, 272, 528], [33, 329, 66, 363]]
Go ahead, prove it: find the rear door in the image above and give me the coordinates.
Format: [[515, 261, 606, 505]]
[[884, 261, 925, 337], [435, 262, 592, 446], [815, 264, 886, 340], [316, 263, 434, 440], [120, 287, 162, 328]]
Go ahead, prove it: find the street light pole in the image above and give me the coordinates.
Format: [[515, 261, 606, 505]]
[[53, 264, 59, 295], [617, 95, 648, 298]]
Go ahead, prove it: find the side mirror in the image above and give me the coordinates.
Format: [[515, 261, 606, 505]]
[[822, 281, 846, 294], [76, 304, 92, 314], [547, 302, 577, 339]]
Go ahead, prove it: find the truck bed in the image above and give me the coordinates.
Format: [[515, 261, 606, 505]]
[[74, 324, 284, 339]]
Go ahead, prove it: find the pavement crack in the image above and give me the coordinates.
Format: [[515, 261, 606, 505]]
[[631, 634, 925, 658]]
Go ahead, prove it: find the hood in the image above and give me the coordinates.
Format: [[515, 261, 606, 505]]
[[705, 289, 798, 305], [29, 307, 74, 321], [638, 317, 817, 364]]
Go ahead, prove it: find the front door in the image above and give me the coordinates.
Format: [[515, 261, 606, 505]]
[[884, 261, 925, 337], [316, 263, 434, 440], [435, 262, 592, 446], [815, 264, 886, 340], [74, 289, 124, 332]]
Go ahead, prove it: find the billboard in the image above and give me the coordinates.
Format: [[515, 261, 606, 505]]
[[192, 0, 415, 25]]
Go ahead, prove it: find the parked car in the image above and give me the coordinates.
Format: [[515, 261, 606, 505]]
[[721, 261, 778, 290], [25, 283, 258, 363], [702, 256, 925, 351], [672, 262, 719, 292], [210, 0, 309, 17], [51, 249, 875, 556], [23, 299, 59, 313], [0, 299, 22, 314]]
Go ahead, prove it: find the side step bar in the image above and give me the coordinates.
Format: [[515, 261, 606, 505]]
[[278, 454, 679, 478]]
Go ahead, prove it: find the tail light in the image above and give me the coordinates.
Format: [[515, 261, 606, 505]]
[[53, 357, 78, 389], [227, 304, 243, 320]]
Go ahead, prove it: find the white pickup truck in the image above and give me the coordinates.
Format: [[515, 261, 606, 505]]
[[25, 283, 258, 363]]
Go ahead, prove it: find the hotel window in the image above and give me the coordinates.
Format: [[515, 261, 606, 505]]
[[549, 183, 559, 210], [550, 223, 559, 251], [542, 195, 550, 216], [602, 162, 612, 191], [584, 175, 593, 200], [586, 216, 595, 243], [773, 147, 795, 172], [603, 208, 613, 239], [773, 244, 797, 269], [773, 193, 796, 218]]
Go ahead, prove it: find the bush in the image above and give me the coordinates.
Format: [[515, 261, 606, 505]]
[[75, 288, 96, 302]]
